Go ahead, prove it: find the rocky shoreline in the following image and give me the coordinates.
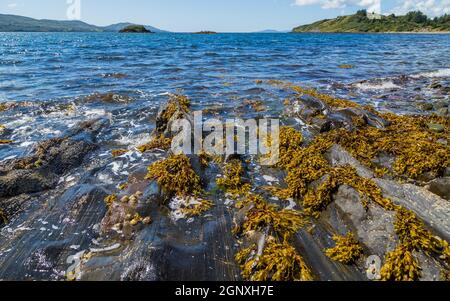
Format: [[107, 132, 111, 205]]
[[0, 81, 449, 281]]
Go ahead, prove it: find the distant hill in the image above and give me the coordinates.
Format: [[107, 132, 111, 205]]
[[0, 14, 101, 32], [0, 14, 166, 32], [293, 10, 450, 33], [256, 29, 289, 33]]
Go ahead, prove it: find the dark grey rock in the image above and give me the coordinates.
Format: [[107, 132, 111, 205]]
[[427, 178, 450, 201]]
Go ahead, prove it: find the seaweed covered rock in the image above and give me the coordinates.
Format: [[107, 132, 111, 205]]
[[0, 119, 106, 197], [236, 239, 313, 281], [155, 94, 191, 135], [325, 233, 364, 264], [145, 154, 203, 198]]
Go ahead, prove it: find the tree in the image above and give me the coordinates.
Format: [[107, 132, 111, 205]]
[[356, 9, 367, 17], [405, 11, 428, 23]]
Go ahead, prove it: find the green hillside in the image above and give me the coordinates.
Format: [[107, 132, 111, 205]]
[[0, 14, 166, 32], [293, 10, 450, 33]]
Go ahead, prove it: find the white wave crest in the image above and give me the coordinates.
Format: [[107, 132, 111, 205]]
[[355, 81, 400, 91], [411, 68, 450, 79]]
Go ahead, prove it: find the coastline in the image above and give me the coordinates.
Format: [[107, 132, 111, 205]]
[[292, 31, 450, 34]]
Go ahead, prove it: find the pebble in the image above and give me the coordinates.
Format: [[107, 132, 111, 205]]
[[428, 123, 445, 133]]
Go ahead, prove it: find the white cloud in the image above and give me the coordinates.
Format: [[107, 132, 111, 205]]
[[7, 3, 18, 8], [390, 0, 450, 17], [294, 0, 381, 13]]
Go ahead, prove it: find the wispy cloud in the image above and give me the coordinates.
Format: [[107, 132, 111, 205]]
[[7, 3, 18, 8], [390, 0, 450, 17], [293, 0, 381, 14]]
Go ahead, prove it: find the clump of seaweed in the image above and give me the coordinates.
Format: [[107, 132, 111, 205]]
[[130, 213, 144, 226], [339, 64, 354, 69], [146, 154, 203, 196], [280, 135, 334, 200], [243, 99, 266, 112], [265, 80, 359, 109], [118, 183, 128, 190], [160, 94, 191, 125], [0, 140, 13, 145], [137, 134, 172, 153], [104, 194, 117, 207], [181, 199, 214, 217], [0, 103, 11, 112], [216, 159, 251, 196], [442, 270, 450, 281], [236, 195, 308, 240], [394, 207, 445, 254], [198, 151, 212, 168], [277, 126, 304, 168], [236, 240, 313, 281], [0, 209, 8, 225], [380, 244, 422, 281], [111, 149, 128, 157], [325, 233, 364, 264]]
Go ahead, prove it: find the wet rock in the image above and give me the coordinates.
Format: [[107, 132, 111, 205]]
[[434, 101, 449, 110], [80, 92, 133, 104], [0, 119, 106, 198], [323, 185, 397, 257], [325, 145, 374, 179], [427, 178, 450, 201], [371, 152, 396, 173], [100, 183, 160, 238], [296, 95, 329, 119], [414, 251, 442, 281], [420, 103, 434, 111], [0, 184, 108, 280], [375, 179, 450, 242], [429, 82, 443, 90], [436, 107, 449, 116], [294, 224, 365, 281], [0, 170, 57, 197], [81, 204, 241, 281]]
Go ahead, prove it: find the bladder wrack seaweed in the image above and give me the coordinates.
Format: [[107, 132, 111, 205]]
[[146, 154, 203, 197], [325, 233, 364, 264]]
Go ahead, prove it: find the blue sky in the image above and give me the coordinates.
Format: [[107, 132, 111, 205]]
[[1, 0, 449, 32]]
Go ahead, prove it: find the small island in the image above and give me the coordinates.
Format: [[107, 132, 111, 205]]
[[119, 25, 153, 33], [193, 31, 217, 34], [293, 10, 450, 33]]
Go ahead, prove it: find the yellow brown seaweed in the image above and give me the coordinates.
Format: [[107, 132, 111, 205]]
[[145, 154, 202, 197], [137, 134, 172, 153], [216, 159, 251, 196], [104, 194, 117, 207], [181, 199, 214, 217], [380, 244, 422, 281], [325, 233, 364, 264], [235, 194, 308, 240], [236, 240, 313, 281]]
